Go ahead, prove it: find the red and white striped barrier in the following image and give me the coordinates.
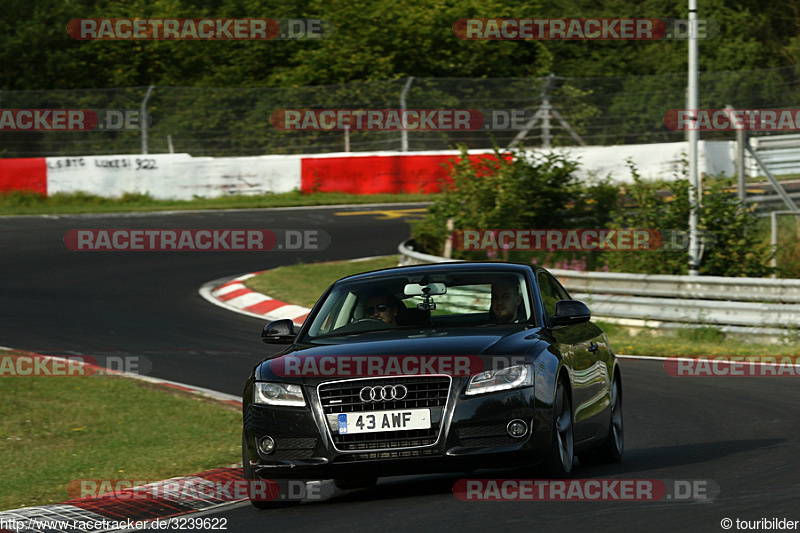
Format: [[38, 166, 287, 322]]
[[0, 141, 735, 199]]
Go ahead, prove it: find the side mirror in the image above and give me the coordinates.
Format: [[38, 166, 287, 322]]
[[550, 300, 591, 327], [261, 319, 297, 344]]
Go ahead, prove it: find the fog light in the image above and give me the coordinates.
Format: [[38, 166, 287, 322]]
[[258, 436, 275, 455], [507, 420, 528, 438]]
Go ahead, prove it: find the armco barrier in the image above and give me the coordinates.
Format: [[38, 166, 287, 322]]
[[397, 239, 800, 336]]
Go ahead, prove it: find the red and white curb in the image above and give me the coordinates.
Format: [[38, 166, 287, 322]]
[[199, 273, 310, 327]]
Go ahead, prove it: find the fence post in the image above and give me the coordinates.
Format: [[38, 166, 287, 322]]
[[541, 75, 552, 149], [400, 77, 414, 151], [140, 85, 155, 154]]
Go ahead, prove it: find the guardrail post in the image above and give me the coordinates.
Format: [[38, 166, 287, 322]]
[[771, 211, 779, 278]]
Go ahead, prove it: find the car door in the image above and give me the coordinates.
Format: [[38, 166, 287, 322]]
[[538, 271, 608, 442]]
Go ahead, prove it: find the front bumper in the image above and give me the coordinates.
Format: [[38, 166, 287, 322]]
[[243, 376, 552, 480]]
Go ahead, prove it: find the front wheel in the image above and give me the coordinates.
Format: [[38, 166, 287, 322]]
[[541, 377, 574, 477], [579, 376, 623, 465]]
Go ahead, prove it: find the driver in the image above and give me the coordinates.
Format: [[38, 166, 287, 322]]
[[490, 279, 522, 324], [365, 293, 402, 326]]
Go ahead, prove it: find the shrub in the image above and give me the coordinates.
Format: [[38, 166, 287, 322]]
[[410, 144, 615, 268]]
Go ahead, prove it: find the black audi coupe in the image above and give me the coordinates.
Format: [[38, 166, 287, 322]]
[[242, 262, 623, 508]]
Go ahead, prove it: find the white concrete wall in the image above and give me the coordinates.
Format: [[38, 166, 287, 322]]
[[45, 153, 302, 200]]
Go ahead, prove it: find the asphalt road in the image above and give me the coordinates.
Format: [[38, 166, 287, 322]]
[[2, 205, 799, 533]]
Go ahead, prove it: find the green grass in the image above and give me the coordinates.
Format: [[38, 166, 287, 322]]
[[245, 258, 800, 356], [244, 256, 400, 308], [0, 190, 436, 216], [0, 354, 240, 510], [596, 321, 800, 357]]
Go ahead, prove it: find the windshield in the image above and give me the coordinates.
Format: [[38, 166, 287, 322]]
[[304, 270, 532, 339]]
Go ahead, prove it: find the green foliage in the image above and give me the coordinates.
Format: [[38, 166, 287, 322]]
[[410, 145, 615, 269], [698, 180, 774, 277], [413, 153, 774, 277], [604, 160, 691, 274], [411, 145, 581, 259], [605, 162, 773, 277], [1, 0, 798, 91]]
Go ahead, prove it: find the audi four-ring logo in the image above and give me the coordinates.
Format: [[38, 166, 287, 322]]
[[359, 385, 408, 402]]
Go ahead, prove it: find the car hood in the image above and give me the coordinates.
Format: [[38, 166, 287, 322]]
[[255, 327, 546, 383]]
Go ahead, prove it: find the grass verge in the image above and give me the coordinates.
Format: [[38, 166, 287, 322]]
[[244, 258, 799, 356], [0, 353, 240, 510], [0, 190, 436, 216], [596, 321, 799, 357], [244, 256, 399, 308]]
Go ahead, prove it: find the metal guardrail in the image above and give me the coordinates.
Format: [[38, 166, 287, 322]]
[[548, 269, 800, 303], [749, 134, 800, 177], [398, 239, 800, 336]]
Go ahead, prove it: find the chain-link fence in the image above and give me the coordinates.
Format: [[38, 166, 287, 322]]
[[2, 65, 800, 158]]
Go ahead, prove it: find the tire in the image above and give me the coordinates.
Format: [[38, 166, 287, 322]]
[[579, 376, 623, 466], [541, 376, 574, 478], [242, 433, 300, 510]]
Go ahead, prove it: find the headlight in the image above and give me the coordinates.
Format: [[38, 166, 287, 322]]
[[253, 382, 306, 407], [465, 364, 533, 396]]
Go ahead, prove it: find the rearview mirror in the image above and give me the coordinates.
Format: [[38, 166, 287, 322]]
[[404, 282, 447, 297], [550, 300, 591, 327], [261, 319, 297, 344]]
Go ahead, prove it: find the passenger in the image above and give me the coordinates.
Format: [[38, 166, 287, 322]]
[[490, 279, 522, 324]]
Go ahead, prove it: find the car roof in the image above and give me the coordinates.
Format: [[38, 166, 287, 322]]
[[335, 261, 536, 284]]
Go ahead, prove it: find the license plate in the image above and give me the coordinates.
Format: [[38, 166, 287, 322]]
[[338, 409, 430, 435]]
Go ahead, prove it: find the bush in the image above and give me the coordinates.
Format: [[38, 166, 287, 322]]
[[412, 150, 775, 277], [603, 161, 690, 275], [605, 161, 773, 277], [410, 144, 617, 269], [698, 180, 773, 277]]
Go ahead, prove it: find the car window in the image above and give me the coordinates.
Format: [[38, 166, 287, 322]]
[[537, 272, 562, 317], [304, 271, 532, 339]]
